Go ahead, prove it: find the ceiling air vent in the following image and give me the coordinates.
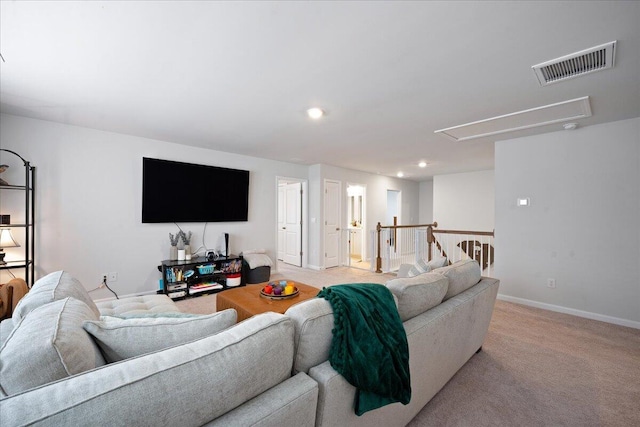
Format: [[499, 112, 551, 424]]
[[532, 41, 616, 86]]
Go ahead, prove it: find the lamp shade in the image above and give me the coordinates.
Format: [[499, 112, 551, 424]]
[[0, 229, 20, 249]]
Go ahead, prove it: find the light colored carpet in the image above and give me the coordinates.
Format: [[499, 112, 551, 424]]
[[406, 300, 640, 427], [176, 266, 640, 426]]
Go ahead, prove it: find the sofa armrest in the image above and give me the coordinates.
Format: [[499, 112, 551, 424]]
[[206, 372, 318, 427], [308, 361, 409, 427], [0, 312, 294, 426]]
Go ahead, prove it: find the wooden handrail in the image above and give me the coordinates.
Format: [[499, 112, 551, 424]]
[[433, 229, 494, 236], [378, 221, 438, 230]]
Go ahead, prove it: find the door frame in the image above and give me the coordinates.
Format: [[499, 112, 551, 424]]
[[275, 176, 308, 272]]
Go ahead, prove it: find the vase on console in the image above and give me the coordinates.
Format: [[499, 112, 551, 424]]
[[179, 231, 193, 261], [169, 232, 180, 261]]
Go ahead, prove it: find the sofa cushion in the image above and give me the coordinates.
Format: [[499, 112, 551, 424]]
[[0, 297, 105, 396], [385, 272, 449, 321], [83, 309, 237, 362], [0, 318, 14, 348], [95, 294, 180, 316], [12, 271, 100, 323], [285, 298, 335, 374], [433, 258, 482, 300]]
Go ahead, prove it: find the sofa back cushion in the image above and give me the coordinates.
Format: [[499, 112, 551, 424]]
[[433, 259, 482, 300], [285, 298, 334, 374], [13, 271, 100, 323], [83, 309, 237, 362], [0, 312, 297, 424], [0, 297, 106, 396], [385, 273, 449, 321]]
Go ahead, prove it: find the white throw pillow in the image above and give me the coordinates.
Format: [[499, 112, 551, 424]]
[[427, 255, 448, 269], [83, 309, 237, 362], [404, 256, 447, 278]]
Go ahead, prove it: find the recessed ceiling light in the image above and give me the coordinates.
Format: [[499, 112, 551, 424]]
[[307, 108, 324, 119], [397, 172, 404, 178], [418, 161, 427, 168]]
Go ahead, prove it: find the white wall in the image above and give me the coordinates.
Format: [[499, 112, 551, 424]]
[[419, 180, 433, 225], [0, 114, 422, 292], [495, 117, 640, 327], [0, 114, 308, 297], [433, 170, 494, 231]]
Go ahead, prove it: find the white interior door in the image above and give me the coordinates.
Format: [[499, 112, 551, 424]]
[[324, 179, 341, 268], [283, 182, 302, 266], [277, 185, 285, 261]]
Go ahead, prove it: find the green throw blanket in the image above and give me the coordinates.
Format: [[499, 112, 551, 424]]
[[317, 283, 411, 416]]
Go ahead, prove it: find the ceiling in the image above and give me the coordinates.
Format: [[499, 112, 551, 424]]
[[1, 1, 639, 181]]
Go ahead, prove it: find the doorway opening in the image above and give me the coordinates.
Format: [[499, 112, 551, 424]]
[[346, 183, 368, 270]]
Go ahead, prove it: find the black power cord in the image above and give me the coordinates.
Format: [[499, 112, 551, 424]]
[[102, 275, 119, 299]]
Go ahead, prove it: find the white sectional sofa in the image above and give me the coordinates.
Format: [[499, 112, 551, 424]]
[[0, 259, 498, 426], [0, 271, 318, 426], [285, 258, 499, 427]]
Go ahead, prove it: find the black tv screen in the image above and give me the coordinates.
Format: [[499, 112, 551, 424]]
[[142, 157, 249, 223]]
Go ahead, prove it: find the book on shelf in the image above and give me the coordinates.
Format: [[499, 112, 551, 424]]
[[189, 282, 223, 294]]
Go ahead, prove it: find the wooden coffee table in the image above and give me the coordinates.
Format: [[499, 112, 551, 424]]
[[216, 281, 319, 322]]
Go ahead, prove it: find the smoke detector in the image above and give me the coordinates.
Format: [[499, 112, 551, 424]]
[[532, 41, 616, 86]]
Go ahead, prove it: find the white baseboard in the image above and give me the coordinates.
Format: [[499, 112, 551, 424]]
[[497, 294, 640, 330], [306, 264, 322, 271]]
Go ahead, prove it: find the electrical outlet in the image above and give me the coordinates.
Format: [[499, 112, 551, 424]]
[[547, 278, 556, 289], [108, 272, 118, 282]]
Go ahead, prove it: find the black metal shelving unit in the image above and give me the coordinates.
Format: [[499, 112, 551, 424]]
[[0, 149, 35, 287], [160, 255, 244, 300]]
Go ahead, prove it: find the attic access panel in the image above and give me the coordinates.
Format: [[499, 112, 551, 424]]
[[434, 96, 592, 142]]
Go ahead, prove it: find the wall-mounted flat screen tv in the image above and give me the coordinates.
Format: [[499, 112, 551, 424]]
[[142, 157, 249, 223]]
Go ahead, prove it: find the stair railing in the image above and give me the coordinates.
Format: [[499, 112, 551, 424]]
[[374, 221, 495, 276]]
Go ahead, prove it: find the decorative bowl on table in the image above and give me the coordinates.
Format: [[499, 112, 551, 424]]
[[260, 281, 299, 300]]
